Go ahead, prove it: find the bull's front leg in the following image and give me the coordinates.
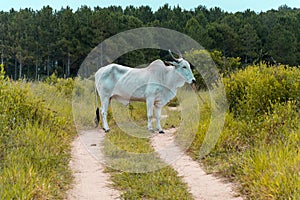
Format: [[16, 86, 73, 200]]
[[101, 98, 110, 132], [155, 105, 164, 134], [146, 98, 154, 132]]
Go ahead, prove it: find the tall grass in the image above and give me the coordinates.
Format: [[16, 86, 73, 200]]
[[184, 64, 300, 199], [0, 67, 75, 199], [72, 77, 96, 129]]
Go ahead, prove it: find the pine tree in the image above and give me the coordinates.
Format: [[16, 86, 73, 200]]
[[185, 17, 212, 48], [238, 23, 261, 64]]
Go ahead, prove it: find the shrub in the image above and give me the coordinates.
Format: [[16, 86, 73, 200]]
[[224, 65, 300, 118], [45, 73, 74, 97]]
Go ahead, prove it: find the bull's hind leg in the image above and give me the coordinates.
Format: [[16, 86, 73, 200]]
[[101, 97, 110, 132], [94, 107, 100, 127]]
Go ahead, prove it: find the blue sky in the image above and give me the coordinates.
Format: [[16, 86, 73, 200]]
[[1, 0, 300, 12]]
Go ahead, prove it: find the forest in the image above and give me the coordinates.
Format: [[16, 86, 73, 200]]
[[0, 4, 299, 79]]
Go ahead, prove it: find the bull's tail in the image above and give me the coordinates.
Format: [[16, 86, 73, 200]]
[[94, 86, 100, 128]]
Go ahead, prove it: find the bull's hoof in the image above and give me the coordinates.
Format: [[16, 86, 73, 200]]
[[103, 128, 110, 133], [94, 119, 99, 128], [159, 130, 165, 134], [95, 122, 99, 128]]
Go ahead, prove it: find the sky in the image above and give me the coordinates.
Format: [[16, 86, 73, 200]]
[[1, 0, 300, 13]]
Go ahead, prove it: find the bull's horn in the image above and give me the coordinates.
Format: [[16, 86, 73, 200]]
[[176, 49, 183, 58], [168, 49, 178, 62]]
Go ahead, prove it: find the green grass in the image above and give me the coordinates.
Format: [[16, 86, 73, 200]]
[[109, 167, 194, 199], [103, 125, 194, 199], [238, 143, 300, 199], [0, 68, 75, 199]]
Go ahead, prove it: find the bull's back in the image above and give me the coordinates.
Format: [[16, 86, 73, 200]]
[[95, 64, 131, 96], [96, 64, 130, 80]]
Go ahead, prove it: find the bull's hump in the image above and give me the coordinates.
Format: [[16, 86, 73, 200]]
[[147, 59, 166, 70], [111, 64, 131, 73], [150, 59, 164, 66]]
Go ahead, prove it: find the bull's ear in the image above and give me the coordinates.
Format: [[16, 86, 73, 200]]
[[166, 61, 178, 67], [190, 63, 195, 70], [164, 61, 172, 66]]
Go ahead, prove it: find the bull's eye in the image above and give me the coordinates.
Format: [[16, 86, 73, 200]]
[[183, 66, 187, 69]]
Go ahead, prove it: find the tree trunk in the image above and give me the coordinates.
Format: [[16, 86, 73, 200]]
[[67, 51, 70, 78], [1, 48, 3, 65], [47, 55, 50, 76], [18, 51, 23, 79], [14, 58, 17, 80], [19, 60, 22, 79], [27, 64, 29, 79], [35, 62, 38, 81]]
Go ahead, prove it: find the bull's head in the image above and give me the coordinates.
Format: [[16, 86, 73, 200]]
[[167, 50, 196, 84]]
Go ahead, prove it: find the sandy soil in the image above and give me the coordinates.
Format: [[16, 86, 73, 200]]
[[66, 129, 120, 200], [151, 128, 243, 200]]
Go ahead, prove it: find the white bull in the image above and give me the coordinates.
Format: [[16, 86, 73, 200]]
[[94, 50, 195, 133]]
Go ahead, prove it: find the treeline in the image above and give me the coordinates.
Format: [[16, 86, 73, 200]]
[[0, 4, 299, 79]]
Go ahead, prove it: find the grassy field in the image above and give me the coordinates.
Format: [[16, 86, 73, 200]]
[[1, 63, 299, 199]]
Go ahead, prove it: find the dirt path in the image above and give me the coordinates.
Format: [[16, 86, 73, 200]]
[[151, 128, 243, 200], [66, 129, 120, 200], [67, 128, 242, 200]]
